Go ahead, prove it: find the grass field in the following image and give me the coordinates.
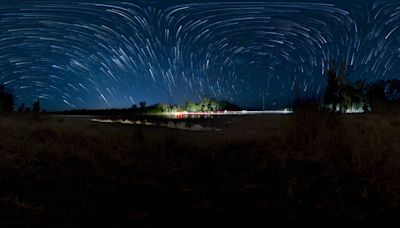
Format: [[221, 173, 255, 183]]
[[1, 112, 400, 226]]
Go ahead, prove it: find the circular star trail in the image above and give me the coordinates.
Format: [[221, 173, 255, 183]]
[[1, 0, 400, 110]]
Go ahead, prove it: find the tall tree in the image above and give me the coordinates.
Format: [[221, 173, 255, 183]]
[[324, 62, 340, 111], [382, 79, 400, 101], [17, 103, 26, 113], [323, 61, 353, 112], [0, 85, 14, 114], [32, 100, 41, 113], [367, 81, 387, 113]]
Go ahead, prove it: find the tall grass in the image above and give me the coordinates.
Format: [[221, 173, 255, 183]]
[[282, 99, 400, 223], [288, 98, 340, 157], [288, 98, 400, 175]]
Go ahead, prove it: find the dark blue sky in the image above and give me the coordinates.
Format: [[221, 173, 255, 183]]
[[0, 0, 399, 110]]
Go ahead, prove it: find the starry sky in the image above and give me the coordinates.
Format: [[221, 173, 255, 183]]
[[0, 0, 399, 111]]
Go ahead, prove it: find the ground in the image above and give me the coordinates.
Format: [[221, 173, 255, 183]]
[[0, 113, 400, 226]]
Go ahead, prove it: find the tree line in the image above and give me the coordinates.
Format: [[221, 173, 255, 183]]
[[132, 96, 241, 115], [0, 85, 40, 115], [54, 96, 241, 116], [323, 61, 400, 113]]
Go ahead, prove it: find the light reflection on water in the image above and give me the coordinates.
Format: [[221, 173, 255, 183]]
[[91, 118, 221, 132], [90, 110, 292, 131]]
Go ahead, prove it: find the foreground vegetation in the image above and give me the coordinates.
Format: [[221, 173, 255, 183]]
[[1, 111, 400, 226]]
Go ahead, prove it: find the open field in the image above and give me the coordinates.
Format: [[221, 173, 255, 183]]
[[1, 113, 400, 226]]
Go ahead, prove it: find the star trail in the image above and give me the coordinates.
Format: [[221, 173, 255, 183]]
[[1, 0, 400, 110]]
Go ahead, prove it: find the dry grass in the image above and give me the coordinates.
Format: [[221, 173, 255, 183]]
[[0, 113, 400, 226]]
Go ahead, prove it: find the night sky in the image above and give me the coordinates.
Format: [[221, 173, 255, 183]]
[[0, 0, 399, 111]]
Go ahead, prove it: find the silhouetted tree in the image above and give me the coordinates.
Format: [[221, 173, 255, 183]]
[[351, 81, 368, 110], [209, 98, 220, 111], [32, 100, 41, 113], [130, 104, 138, 110], [219, 101, 241, 111], [0, 85, 14, 114], [367, 81, 387, 113], [324, 62, 340, 111], [139, 101, 146, 109], [17, 103, 26, 113], [323, 61, 357, 112], [379, 79, 400, 101]]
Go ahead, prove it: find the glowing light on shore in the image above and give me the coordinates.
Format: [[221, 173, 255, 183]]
[[345, 106, 365, 114], [171, 109, 293, 117]]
